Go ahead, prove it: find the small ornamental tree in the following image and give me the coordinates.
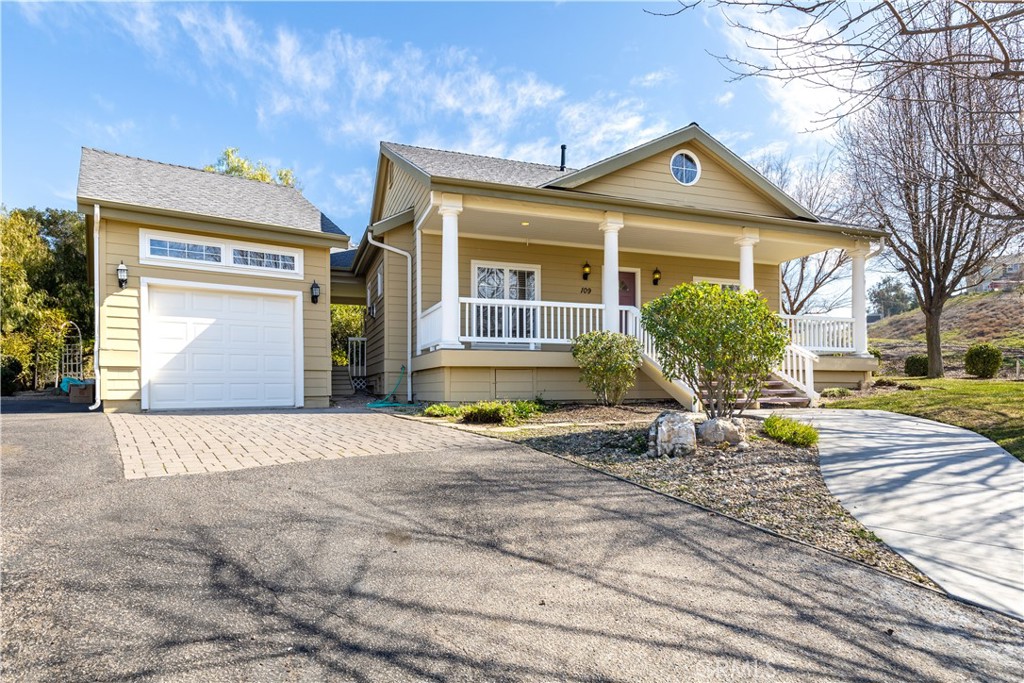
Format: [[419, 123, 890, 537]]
[[642, 282, 788, 419], [571, 330, 642, 406]]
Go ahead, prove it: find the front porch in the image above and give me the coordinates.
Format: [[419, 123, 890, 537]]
[[345, 188, 880, 405]]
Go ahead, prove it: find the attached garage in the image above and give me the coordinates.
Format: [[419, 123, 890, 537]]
[[142, 281, 303, 410], [79, 147, 349, 412]]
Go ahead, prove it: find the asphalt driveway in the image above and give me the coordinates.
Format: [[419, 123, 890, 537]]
[[2, 400, 1022, 681]]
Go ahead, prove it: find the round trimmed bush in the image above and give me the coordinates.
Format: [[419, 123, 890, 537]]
[[964, 343, 1002, 379], [904, 354, 929, 377]]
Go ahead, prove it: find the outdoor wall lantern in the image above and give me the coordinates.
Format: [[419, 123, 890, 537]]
[[116, 261, 128, 289], [652, 268, 662, 286], [310, 280, 321, 304], [582, 261, 591, 281]]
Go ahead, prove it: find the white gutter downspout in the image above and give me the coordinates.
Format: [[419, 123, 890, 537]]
[[89, 203, 102, 411], [365, 229, 414, 403]]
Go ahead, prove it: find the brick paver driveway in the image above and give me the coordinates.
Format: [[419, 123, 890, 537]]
[[108, 408, 487, 479]]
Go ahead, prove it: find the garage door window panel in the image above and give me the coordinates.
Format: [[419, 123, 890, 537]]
[[139, 229, 303, 279]]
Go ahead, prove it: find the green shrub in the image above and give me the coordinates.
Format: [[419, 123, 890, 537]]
[[1, 356, 23, 395], [508, 399, 543, 422], [964, 343, 1003, 379], [904, 354, 929, 377], [571, 330, 642, 406], [642, 282, 788, 419], [460, 401, 518, 426], [872, 377, 897, 387], [897, 382, 922, 391], [423, 403, 461, 418], [820, 387, 852, 398], [868, 346, 883, 361], [763, 414, 819, 447]]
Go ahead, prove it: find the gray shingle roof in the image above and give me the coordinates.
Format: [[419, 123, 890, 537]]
[[78, 148, 345, 236], [330, 249, 358, 269], [382, 142, 575, 188]]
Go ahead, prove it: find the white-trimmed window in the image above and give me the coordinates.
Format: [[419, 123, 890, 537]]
[[139, 229, 303, 279], [470, 261, 541, 344], [376, 266, 384, 301], [694, 276, 741, 292], [148, 236, 222, 264], [232, 248, 296, 272], [670, 150, 701, 186]]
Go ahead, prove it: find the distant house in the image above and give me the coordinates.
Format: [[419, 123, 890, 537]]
[[967, 254, 1024, 293]]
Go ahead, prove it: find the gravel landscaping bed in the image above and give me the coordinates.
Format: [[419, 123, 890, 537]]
[[478, 405, 937, 587]]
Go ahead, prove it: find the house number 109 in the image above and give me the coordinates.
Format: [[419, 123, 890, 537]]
[[580, 287, 592, 294]]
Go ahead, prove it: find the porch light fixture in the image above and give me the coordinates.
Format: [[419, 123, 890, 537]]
[[310, 280, 321, 304], [582, 261, 591, 280], [652, 268, 662, 286], [116, 261, 128, 289]]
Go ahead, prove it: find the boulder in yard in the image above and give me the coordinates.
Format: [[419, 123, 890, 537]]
[[698, 417, 746, 445], [647, 411, 703, 458]]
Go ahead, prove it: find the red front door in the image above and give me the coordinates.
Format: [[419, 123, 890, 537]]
[[619, 271, 636, 332]]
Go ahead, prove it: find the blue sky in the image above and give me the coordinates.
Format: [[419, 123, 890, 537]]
[[2, 1, 838, 243]]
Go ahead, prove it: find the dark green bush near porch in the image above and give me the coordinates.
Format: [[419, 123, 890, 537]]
[[964, 343, 1003, 379], [904, 354, 929, 377], [571, 330, 642, 406], [763, 414, 819, 447]]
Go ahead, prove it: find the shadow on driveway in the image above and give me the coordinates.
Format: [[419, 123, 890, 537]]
[[2, 407, 1022, 681]]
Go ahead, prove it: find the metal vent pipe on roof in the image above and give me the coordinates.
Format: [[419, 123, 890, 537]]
[[559, 144, 567, 171]]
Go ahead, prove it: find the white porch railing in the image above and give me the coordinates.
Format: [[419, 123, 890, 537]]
[[418, 303, 443, 351], [459, 298, 604, 344], [776, 344, 819, 405], [347, 337, 367, 378], [780, 315, 855, 353]]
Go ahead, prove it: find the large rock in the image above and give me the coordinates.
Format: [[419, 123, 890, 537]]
[[647, 411, 703, 458], [698, 417, 747, 445]]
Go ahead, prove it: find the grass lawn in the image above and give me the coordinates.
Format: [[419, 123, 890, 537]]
[[827, 378, 1024, 462]]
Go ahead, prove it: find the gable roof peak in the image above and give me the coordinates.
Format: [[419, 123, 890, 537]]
[[545, 124, 818, 221]]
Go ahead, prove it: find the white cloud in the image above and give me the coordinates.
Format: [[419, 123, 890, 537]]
[[330, 168, 374, 218], [631, 68, 674, 88], [711, 129, 753, 147], [714, 91, 735, 107], [79, 4, 669, 168], [716, 8, 852, 139], [558, 95, 670, 167]]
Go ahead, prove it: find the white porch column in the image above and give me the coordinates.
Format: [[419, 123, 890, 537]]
[[438, 194, 464, 349], [600, 212, 624, 332], [850, 241, 870, 356], [735, 228, 759, 292]]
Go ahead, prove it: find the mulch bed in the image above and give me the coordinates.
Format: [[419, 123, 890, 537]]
[[484, 405, 938, 587]]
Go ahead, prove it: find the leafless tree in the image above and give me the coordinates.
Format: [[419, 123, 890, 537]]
[[839, 59, 1021, 377], [654, 1, 1024, 218], [753, 149, 852, 314]]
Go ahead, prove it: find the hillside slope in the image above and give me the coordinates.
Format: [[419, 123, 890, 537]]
[[870, 291, 1024, 350]]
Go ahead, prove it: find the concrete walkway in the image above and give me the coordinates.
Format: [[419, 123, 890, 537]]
[[791, 409, 1024, 619]]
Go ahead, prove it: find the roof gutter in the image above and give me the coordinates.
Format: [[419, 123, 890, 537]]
[[76, 198, 350, 247], [364, 229, 413, 404], [89, 204, 102, 411]]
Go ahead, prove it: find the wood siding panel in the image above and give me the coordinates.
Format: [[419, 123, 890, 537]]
[[577, 145, 790, 218], [381, 162, 430, 220]]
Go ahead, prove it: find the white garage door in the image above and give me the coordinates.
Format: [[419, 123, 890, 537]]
[[145, 286, 298, 410]]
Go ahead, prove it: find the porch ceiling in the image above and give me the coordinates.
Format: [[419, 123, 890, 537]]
[[417, 200, 859, 265]]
